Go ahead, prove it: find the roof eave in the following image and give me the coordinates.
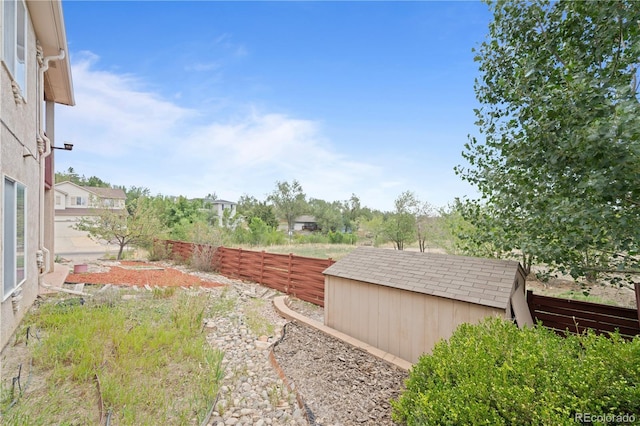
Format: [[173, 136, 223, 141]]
[[27, 0, 75, 106]]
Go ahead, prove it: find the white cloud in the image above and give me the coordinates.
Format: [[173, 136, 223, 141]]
[[55, 53, 395, 209], [184, 62, 222, 72], [59, 52, 196, 157]]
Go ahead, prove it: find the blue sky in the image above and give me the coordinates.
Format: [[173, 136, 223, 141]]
[[54, 1, 492, 211]]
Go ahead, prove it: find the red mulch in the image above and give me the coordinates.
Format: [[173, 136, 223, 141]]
[[65, 261, 225, 288]]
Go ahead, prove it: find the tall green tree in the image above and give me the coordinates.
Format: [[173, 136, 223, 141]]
[[237, 195, 278, 229], [308, 198, 343, 233], [383, 191, 417, 251], [342, 194, 363, 233], [267, 180, 307, 236], [457, 0, 640, 282]]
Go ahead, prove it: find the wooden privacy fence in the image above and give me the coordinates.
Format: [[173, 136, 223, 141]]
[[527, 290, 640, 339], [163, 240, 334, 306]]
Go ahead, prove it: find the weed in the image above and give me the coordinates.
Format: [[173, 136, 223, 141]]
[[244, 298, 275, 337], [267, 383, 285, 407], [210, 287, 237, 317], [190, 244, 218, 272], [1, 291, 224, 424], [152, 286, 177, 299]]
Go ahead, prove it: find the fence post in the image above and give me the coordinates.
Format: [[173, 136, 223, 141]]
[[635, 283, 640, 324], [260, 251, 265, 285], [526, 290, 535, 322], [287, 253, 292, 296], [237, 248, 242, 279]]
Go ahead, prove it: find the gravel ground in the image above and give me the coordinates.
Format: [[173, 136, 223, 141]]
[[273, 305, 408, 425], [175, 265, 410, 425]]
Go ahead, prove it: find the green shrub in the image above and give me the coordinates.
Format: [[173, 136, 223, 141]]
[[392, 317, 640, 425], [293, 233, 329, 244], [328, 231, 357, 244]]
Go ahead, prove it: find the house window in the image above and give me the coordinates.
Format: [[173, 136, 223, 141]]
[[2, 0, 28, 93], [55, 195, 61, 205], [3, 178, 26, 300], [72, 196, 86, 206]]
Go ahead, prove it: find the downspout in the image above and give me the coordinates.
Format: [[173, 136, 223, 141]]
[[36, 45, 65, 277]]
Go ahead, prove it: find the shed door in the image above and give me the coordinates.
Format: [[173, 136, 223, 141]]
[[511, 287, 534, 328]]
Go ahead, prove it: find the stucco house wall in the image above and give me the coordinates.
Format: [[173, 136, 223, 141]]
[[1, 0, 74, 350]]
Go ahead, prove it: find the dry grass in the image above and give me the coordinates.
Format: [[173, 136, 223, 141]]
[[0, 288, 224, 425]]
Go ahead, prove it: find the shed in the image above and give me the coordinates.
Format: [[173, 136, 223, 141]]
[[323, 247, 533, 363]]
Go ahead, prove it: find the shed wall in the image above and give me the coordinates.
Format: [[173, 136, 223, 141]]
[[325, 276, 505, 363]]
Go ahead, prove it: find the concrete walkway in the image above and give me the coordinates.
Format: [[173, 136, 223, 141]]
[[272, 296, 412, 371], [39, 263, 70, 295]]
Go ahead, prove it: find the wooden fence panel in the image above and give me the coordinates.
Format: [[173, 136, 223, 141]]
[[527, 290, 640, 338], [164, 240, 334, 306]]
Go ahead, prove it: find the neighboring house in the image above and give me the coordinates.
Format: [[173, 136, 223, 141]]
[[54, 182, 126, 253], [203, 198, 237, 227], [1, 0, 75, 349], [294, 215, 318, 232], [54, 181, 126, 210], [277, 215, 318, 233], [323, 247, 533, 364]]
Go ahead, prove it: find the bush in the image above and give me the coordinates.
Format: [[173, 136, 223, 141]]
[[293, 233, 329, 244], [328, 231, 357, 245], [189, 244, 218, 272], [392, 317, 640, 425], [147, 240, 171, 261]]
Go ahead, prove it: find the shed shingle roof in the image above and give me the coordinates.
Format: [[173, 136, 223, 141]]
[[323, 247, 521, 310]]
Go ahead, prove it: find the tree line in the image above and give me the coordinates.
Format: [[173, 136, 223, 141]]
[[59, 168, 466, 259]]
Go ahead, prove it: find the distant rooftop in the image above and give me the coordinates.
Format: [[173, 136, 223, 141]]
[[82, 186, 126, 199], [323, 247, 523, 309]]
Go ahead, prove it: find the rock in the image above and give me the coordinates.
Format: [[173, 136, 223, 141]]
[[255, 340, 271, 350]]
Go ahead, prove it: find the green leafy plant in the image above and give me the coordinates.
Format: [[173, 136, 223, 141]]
[[456, 0, 640, 284], [392, 317, 640, 425]]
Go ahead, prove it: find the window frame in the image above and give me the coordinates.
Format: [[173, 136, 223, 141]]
[[2, 0, 28, 94], [3, 177, 27, 301]]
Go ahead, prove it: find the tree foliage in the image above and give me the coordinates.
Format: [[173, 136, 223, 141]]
[[383, 191, 417, 250], [308, 198, 343, 233], [267, 180, 307, 234], [75, 199, 164, 260], [55, 167, 111, 188], [457, 0, 640, 283]]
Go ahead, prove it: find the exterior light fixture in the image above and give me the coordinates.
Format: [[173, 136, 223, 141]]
[[53, 142, 73, 151]]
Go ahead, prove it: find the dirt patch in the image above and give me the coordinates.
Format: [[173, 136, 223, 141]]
[[64, 261, 225, 288], [273, 321, 407, 425], [526, 276, 638, 308]]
